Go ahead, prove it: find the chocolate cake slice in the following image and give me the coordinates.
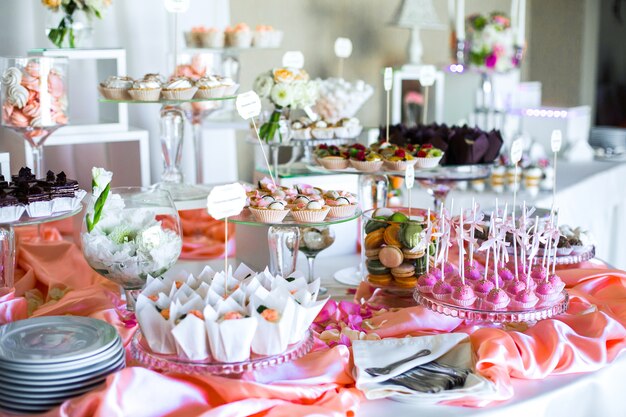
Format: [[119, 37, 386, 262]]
[[52, 171, 79, 198], [11, 167, 36, 185], [0, 189, 19, 208]]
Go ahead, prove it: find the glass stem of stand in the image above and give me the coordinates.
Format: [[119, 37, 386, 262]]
[[160, 106, 185, 184], [192, 122, 203, 184], [123, 288, 141, 313], [267, 226, 299, 277], [30, 144, 44, 179], [305, 254, 316, 282], [0, 226, 15, 288]]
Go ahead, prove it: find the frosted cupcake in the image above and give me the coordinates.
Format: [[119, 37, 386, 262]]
[[128, 77, 162, 101], [311, 120, 335, 139], [225, 23, 252, 48], [99, 75, 133, 100], [194, 76, 226, 99], [324, 190, 357, 218], [162, 77, 197, 100]]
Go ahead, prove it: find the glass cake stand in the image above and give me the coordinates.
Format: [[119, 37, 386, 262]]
[[0, 207, 82, 288], [414, 288, 570, 326], [130, 329, 314, 376], [227, 209, 361, 282], [99, 96, 236, 206]]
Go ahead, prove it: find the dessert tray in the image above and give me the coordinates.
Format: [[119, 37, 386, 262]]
[[131, 329, 314, 376], [99, 96, 236, 105], [414, 288, 569, 324], [306, 163, 493, 180], [0, 206, 82, 226], [228, 207, 362, 227]]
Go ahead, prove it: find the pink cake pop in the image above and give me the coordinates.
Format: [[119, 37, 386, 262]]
[[513, 289, 539, 309], [474, 279, 495, 299], [432, 280, 452, 301], [485, 287, 510, 309], [505, 279, 526, 297], [451, 284, 476, 307]]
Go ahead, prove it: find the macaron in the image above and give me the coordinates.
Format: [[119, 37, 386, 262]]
[[391, 262, 416, 278], [394, 275, 418, 288], [383, 224, 402, 247], [368, 273, 392, 286], [402, 247, 424, 260], [378, 245, 404, 268], [364, 228, 385, 249], [365, 247, 381, 259], [366, 259, 390, 275]]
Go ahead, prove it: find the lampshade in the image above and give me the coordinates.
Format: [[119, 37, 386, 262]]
[[390, 0, 445, 29]]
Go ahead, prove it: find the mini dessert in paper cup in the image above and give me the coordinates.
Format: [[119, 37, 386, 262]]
[[204, 299, 258, 363], [290, 201, 330, 223], [319, 156, 349, 170], [325, 190, 357, 218], [413, 144, 444, 169], [225, 23, 252, 47], [194, 76, 227, 99], [0, 190, 24, 222], [26, 199, 53, 218], [383, 158, 416, 172], [128, 88, 161, 101], [220, 77, 239, 96], [249, 204, 289, 223], [291, 120, 312, 140], [52, 189, 86, 214], [162, 77, 197, 100], [136, 294, 177, 355], [250, 291, 297, 356], [99, 75, 134, 100], [311, 120, 335, 139], [199, 29, 225, 48], [334, 117, 362, 138]]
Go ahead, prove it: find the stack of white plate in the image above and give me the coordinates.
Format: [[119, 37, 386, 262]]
[[0, 316, 125, 414]]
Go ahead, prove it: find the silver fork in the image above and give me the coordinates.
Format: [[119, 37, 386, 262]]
[[364, 348, 431, 376]]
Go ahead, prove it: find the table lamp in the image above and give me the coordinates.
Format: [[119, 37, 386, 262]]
[[390, 0, 445, 67]]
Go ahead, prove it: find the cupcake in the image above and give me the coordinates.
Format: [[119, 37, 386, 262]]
[[253, 25, 283, 48], [128, 77, 162, 101], [99, 75, 133, 100], [350, 151, 383, 172], [291, 119, 312, 140], [315, 145, 348, 170], [290, 201, 330, 223], [524, 166, 542, 197], [383, 148, 416, 171], [324, 190, 357, 218], [249, 200, 289, 223], [225, 23, 252, 48], [162, 77, 197, 100], [490, 165, 506, 193], [194, 76, 226, 99], [556, 235, 573, 256], [311, 120, 335, 139], [199, 27, 225, 48], [218, 76, 240, 96], [414, 144, 444, 169]]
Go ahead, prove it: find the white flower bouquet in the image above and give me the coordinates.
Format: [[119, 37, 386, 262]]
[[81, 168, 182, 293], [253, 67, 319, 143], [466, 12, 520, 73]]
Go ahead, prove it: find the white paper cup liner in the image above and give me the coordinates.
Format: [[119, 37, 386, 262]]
[[100, 87, 131, 100], [292, 128, 312, 140], [26, 201, 53, 218], [161, 87, 198, 100], [414, 156, 443, 169], [350, 160, 383, 172], [383, 160, 417, 171], [290, 207, 330, 223], [249, 207, 289, 223], [311, 128, 335, 139], [223, 84, 240, 96], [0, 205, 25, 222], [129, 89, 162, 101], [450, 296, 477, 307], [319, 158, 349, 170], [199, 32, 225, 48], [194, 86, 227, 99], [327, 204, 357, 218], [226, 31, 252, 48]]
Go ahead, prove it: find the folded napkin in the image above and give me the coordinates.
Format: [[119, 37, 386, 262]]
[[353, 334, 498, 404]]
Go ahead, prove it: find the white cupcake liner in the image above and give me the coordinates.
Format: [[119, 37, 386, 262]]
[[184, 32, 199, 48], [51, 189, 86, 214], [128, 88, 162, 102], [290, 206, 330, 223], [319, 158, 349, 170], [511, 298, 539, 309], [253, 32, 275, 48], [349, 159, 383, 172], [161, 87, 198, 101], [417, 285, 434, 294], [0, 205, 25, 222], [99, 86, 131, 100], [226, 31, 252, 48], [26, 200, 53, 218], [414, 156, 443, 169], [451, 296, 477, 307], [194, 86, 227, 99], [432, 292, 451, 301], [335, 125, 363, 139], [223, 83, 240, 96], [383, 159, 417, 171], [484, 299, 510, 310], [199, 32, 225, 48], [249, 206, 290, 223], [311, 128, 335, 139], [292, 128, 312, 140], [570, 245, 588, 255], [537, 291, 561, 303], [327, 204, 357, 218]]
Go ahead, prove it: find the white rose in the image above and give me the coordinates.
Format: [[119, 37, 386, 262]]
[[91, 167, 113, 198], [136, 225, 165, 253], [270, 83, 293, 108], [253, 73, 274, 98]]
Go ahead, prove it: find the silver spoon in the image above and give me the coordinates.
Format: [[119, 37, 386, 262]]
[[364, 348, 431, 376]]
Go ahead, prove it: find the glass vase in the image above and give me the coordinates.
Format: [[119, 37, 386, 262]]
[[46, 9, 94, 48]]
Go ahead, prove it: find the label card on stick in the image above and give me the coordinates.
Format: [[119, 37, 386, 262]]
[[551, 130, 562, 152], [163, 0, 189, 12], [419, 65, 437, 87], [207, 183, 247, 220], [383, 67, 393, 91], [236, 91, 261, 120], [334, 37, 353, 58], [282, 51, 304, 69], [405, 164, 415, 189], [510, 138, 523, 163]]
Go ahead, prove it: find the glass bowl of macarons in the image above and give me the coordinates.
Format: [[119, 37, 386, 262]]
[[362, 207, 435, 294]]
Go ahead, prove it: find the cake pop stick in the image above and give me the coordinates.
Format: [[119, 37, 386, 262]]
[[460, 210, 465, 284], [491, 216, 499, 289], [513, 206, 519, 281], [501, 203, 508, 268], [545, 220, 553, 282], [542, 208, 555, 269], [470, 198, 476, 266], [551, 215, 559, 275], [444, 200, 454, 270], [435, 204, 444, 272], [384, 67, 392, 143], [527, 216, 539, 276], [521, 201, 527, 275]]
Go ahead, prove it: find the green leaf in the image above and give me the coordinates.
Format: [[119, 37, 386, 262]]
[[69, 28, 75, 48]]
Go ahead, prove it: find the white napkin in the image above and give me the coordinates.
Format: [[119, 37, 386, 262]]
[[353, 334, 497, 404]]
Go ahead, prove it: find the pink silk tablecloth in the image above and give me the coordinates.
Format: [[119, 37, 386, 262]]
[[1, 227, 625, 416]]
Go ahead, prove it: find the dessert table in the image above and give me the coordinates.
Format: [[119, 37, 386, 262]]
[[2, 227, 626, 416]]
